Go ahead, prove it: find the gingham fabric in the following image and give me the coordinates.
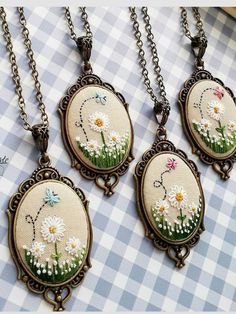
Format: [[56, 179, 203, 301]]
[[0, 7, 236, 312]]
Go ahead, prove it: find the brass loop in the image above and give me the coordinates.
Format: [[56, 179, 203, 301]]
[[38, 153, 51, 167], [156, 126, 167, 141]]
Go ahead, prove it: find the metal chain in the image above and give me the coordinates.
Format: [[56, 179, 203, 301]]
[[65, 7, 92, 45], [0, 7, 49, 131], [129, 7, 170, 117], [181, 7, 206, 41]]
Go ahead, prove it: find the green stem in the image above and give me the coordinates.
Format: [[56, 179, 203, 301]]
[[101, 131, 106, 146], [179, 208, 184, 225], [55, 242, 59, 262], [218, 120, 225, 139]]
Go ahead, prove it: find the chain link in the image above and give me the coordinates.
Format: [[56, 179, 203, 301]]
[[65, 7, 92, 45], [129, 7, 170, 114], [0, 7, 49, 131], [180, 7, 206, 41]]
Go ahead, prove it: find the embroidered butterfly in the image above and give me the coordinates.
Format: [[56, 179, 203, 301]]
[[44, 188, 60, 207], [213, 87, 224, 100], [95, 92, 107, 105], [166, 158, 177, 170]]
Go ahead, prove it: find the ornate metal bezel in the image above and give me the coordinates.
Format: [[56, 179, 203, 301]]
[[59, 73, 134, 196], [179, 69, 236, 180], [134, 139, 205, 268], [7, 165, 93, 311]]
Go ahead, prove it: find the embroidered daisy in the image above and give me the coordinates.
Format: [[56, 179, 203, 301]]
[[168, 185, 188, 210], [108, 131, 122, 147], [154, 199, 169, 216], [88, 112, 109, 133], [44, 188, 60, 207], [30, 241, 45, 258], [166, 158, 177, 170], [207, 100, 224, 121], [227, 120, 236, 131], [188, 202, 198, 215], [65, 237, 82, 256], [41, 216, 65, 243], [85, 140, 100, 153], [200, 118, 212, 132]]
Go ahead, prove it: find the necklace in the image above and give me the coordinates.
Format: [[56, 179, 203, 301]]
[[59, 7, 134, 196], [130, 7, 205, 268], [179, 7, 236, 180], [0, 7, 92, 311]]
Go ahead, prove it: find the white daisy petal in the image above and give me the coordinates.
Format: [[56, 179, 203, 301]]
[[65, 237, 83, 256], [168, 185, 188, 210], [88, 111, 110, 133], [41, 216, 65, 243], [188, 202, 198, 215], [30, 241, 45, 258], [153, 199, 169, 216], [227, 120, 236, 131], [207, 100, 224, 121]]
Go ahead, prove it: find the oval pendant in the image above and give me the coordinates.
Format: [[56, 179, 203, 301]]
[[8, 165, 92, 311], [59, 73, 134, 196], [179, 69, 236, 179], [135, 139, 205, 268]]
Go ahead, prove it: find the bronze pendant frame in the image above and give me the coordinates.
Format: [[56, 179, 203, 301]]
[[59, 73, 134, 196], [8, 165, 93, 311], [179, 69, 236, 180], [134, 137, 205, 268]]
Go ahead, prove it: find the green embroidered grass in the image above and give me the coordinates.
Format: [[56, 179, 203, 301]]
[[24, 248, 86, 283], [77, 135, 129, 168], [193, 122, 236, 154], [151, 198, 202, 241]]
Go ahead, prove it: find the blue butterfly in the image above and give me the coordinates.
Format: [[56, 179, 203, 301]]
[[44, 188, 60, 207], [95, 92, 107, 105]]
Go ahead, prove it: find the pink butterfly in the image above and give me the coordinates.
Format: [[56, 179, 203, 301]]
[[213, 87, 224, 100], [166, 158, 177, 170]]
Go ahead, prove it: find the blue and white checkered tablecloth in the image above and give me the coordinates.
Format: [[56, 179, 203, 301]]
[[0, 7, 236, 312]]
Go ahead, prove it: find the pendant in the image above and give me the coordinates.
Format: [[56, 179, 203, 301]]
[[179, 70, 236, 180], [7, 127, 92, 311], [135, 130, 205, 268], [59, 73, 134, 196]]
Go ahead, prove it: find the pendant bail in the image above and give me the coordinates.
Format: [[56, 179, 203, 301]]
[[76, 36, 93, 73], [153, 101, 170, 128], [31, 124, 50, 165], [191, 35, 207, 69]]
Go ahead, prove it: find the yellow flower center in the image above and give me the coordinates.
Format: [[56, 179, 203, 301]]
[[214, 106, 219, 113], [159, 205, 165, 213], [71, 243, 76, 249], [49, 226, 57, 234], [204, 123, 209, 128], [175, 192, 183, 202], [95, 118, 104, 127], [112, 136, 117, 142], [191, 207, 196, 212]]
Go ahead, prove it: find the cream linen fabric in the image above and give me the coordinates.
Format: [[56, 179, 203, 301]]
[[15, 180, 90, 265], [143, 153, 201, 226], [66, 85, 132, 169], [187, 80, 236, 158]]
